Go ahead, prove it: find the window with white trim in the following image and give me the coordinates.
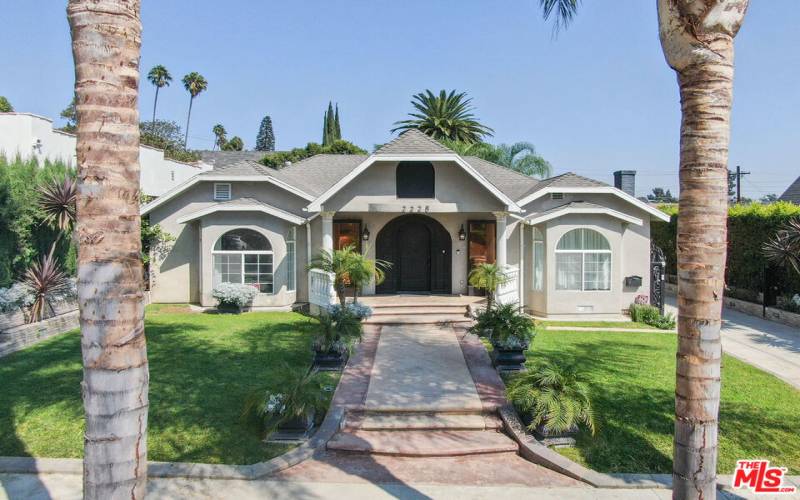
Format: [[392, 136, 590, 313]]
[[212, 229, 273, 293], [531, 227, 544, 291], [286, 227, 296, 292], [213, 183, 231, 201], [555, 228, 611, 291]]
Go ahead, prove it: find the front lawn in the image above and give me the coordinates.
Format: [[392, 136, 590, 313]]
[[529, 330, 800, 474], [0, 305, 336, 464], [539, 320, 657, 329]]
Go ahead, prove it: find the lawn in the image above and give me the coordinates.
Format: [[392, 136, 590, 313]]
[[528, 330, 800, 474], [0, 305, 337, 464], [539, 320, 657, 330]]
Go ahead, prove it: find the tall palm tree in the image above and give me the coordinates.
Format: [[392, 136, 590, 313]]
[[540, 1, 750, 498], [67, 0, 149, 498], [181, 71, 207, 148], [212, 123, 227, 150], [392, 89, 494, 143], [147, 64, 171, 124]]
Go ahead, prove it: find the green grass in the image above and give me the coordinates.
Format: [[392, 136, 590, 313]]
[[0, 305, 337, 464], [539, 320, 657, 329], [527, 330, 800, 474]]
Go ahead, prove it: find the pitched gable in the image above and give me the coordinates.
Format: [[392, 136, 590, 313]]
[[375, 129, 454, 155]]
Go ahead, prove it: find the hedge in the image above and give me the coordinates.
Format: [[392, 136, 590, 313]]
[[651, 202, 800, 299]]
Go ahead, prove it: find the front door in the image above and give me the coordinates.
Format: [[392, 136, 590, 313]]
[[397, 221, 431, 291]]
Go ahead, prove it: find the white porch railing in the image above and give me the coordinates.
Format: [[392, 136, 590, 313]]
[[309, 268, 337, 308], [496, 265, 520, 306]]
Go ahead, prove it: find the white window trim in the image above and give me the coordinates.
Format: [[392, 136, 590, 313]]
[[211, 230, 275, 295], [286, 227, 297, 293], [532, 240, 545, 291], [213, 182, 232, 201], [554, 229, 612, 292]]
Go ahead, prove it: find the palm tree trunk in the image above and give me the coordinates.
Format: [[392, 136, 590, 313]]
[[67, 1, 148, 498], [184, 95, 193, 148], [152, 85, 159, 124], [658, 2, 749, 498]]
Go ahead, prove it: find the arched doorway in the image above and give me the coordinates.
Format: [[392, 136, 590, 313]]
[[376, 214, 451, 294]]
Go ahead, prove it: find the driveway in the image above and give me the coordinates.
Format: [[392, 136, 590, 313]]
[[665, 295, 800, 389]]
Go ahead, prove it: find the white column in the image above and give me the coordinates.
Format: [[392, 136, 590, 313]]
[[321, 211, 335, 254], [493, 211, 508, 268]]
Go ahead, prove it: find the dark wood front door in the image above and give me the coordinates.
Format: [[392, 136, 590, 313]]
[[376, 214, 451, 294]]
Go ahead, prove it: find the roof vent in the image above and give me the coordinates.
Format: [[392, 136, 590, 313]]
[[213, 183, 231, 201], [550, 193, 564, 200]]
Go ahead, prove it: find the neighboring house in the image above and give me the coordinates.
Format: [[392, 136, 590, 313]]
[[0, 112, 209, 196], [779, 175, 800, 204], [143, 129, 669, 318]]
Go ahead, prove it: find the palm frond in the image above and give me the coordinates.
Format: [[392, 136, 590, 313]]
[[539, 0, 581, 34]]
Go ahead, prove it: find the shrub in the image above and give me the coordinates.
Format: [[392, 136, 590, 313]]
[[325, 302, 373, 320], [776, 294, 800, 314], [470, 303, 536, 349], [0, 283, 34, 313], [211, 282, 257, 309], [629, 303, 676, 330], [507, 362, 596, 436], [314, 307, 363, 353], [259, 140, 367, 169]]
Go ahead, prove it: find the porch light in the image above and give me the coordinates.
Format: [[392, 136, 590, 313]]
[[362, 226, 370, 241], [458, 225, 466, 241]]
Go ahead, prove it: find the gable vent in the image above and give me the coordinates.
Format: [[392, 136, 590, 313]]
[[214, 183, 231, 201], [550, 192, 564, 200]]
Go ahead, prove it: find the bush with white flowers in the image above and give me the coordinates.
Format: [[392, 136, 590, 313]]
[[211, 282, 257, 309], [0, 283, 35, 314], [263, 393, 286, 415], [325, 302, 373, 320]]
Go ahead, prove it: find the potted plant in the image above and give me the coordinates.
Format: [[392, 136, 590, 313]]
[[312, 304, 365, 371], [468, 263, 510, 310], [211, 282, 257, 313], [506, 362, 596, 446], [308, 244, 391, 306], [470, 303, 535, 371], [243, 368, 330, 441]]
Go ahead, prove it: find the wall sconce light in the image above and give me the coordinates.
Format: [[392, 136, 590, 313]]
[[458, 224, 466, 241], [362, 226, 370, 241]]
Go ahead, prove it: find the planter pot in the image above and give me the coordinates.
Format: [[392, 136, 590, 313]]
[[313, 348, 349, 371], [216, 303, 244, 314], [490, 343, 528, 372], [520, 413, 578, 448], [264, 410, 316, 442]]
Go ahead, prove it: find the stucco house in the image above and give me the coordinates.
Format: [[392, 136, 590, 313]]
[[142, 129, 669, 318]]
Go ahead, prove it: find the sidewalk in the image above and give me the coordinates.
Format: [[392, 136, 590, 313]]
[[666, 295, 800, 389]]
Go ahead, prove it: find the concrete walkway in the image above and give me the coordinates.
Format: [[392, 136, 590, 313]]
[[666, 295, 800, 389]]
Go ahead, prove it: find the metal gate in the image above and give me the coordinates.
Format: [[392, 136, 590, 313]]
[[651, 243, 666, 315]]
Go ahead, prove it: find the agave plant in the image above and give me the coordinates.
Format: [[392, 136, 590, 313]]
[[763, 219, 800, 277], [506, 362, 596, 436], [22, 252, 72, 323], [38, 176, 77, 233]]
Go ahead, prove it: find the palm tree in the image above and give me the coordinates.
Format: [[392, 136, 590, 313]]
[[441, 139, 553, 179], [539, 1, 750, 498], [67, 1, 149, 497], [212, 124, 227, 150], [147, 65, 171, 124], [307, 245, 359, 307], [392, 89, 494, 143], [345, 249, 391, 303], [468, 263, 510, 311], [182, 72, 208, 147]]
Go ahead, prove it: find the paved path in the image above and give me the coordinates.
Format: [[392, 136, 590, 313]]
[[666, 295, 800, 389], [364, 324, 482, 412]]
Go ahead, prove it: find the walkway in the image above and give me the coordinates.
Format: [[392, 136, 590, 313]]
[[666, 295, 800, 389]]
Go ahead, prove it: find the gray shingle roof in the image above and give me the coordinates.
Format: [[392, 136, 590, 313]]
[[375, 129, 454, 155], [266, 154, 367, 196], [517, 172, 608, 201], [461, 156, 540, 200], [199, 150, 269, 168], [780, 176, 800, 204]]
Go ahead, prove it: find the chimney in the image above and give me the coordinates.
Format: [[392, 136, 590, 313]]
[[613, 170, 636, 197]]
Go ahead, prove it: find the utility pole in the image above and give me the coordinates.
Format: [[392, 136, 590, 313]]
[[735, 165, 750, 203]]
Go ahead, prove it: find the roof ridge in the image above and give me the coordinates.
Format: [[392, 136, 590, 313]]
[[375, 129, 454, 155]]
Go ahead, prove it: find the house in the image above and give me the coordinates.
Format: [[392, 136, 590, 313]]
[[142, 129, 669, 318], [779, 175, 800, 204]]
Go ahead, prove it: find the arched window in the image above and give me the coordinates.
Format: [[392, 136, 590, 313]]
[[396, 161, 435, 198], [212, 229, 274, 293], [555, 228, 611, 291]]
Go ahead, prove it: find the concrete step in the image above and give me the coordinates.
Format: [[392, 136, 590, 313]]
[[327, 429, 518, 457], [370, 306, 471, 316], [344, 411, 502, 431], [364, 314, 473, 325]]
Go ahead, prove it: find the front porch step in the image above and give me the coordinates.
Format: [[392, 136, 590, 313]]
[[344, 411, 503, 431], [370, 306, 471, 316], [363, 314, 473, 325], [326, 429, 518, 457]]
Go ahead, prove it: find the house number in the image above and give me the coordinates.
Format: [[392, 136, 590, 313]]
[[401, 205, 429, 213]]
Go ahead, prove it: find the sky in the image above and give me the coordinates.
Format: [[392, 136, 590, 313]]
[[1, 0, 798, 199]]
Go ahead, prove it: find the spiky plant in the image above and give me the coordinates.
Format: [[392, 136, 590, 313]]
[[38, 176, 77, 232], [763, 219, 800, 276], [22, 251, 71, 323], [344, 247, 391, 302], [392, 89, 494, 143], [506, 362, 596, 435]]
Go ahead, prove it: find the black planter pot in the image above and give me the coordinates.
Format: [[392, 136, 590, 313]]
[[519, 414, 578, 447], [216, 303, 243, 314], [265, 411, 316, 442], [490, 343, 528, 372], [313, 349, 349, 371]]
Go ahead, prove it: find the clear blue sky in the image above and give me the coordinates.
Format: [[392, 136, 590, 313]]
[[2, 1, 798, 199]]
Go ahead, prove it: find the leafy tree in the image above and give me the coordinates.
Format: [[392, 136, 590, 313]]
[[392, 89, 494, 143], [441, 139, 552, 178], [181, 72, 208, 147], [646, 187, 678, 203], [260, 140, 367, 169], [140, 120, 200, 162], [146, 65, 172, 124], [760, 193, 779, 204], [255, 115, 275, 151], [221, 136, 244, 151], [59, 96, 77, 133], [0, 96, 13, 112], [212, 124, 227, 150]]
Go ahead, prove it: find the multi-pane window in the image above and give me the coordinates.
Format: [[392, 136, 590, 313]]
[[532, 227, 544, 291], [212, 228, 273, 294], [555, 228, 611, 291], [286, 227, 296, 292]]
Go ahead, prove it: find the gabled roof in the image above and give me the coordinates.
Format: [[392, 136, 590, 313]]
[[517, 172, 607, 202], [525, 201, 643, 226], [375, 129, 455, 155], [265, 154, 367, 197], [176, 197, 306, 225], [461, 156, 541, 201], [780, 176, 800, 204], [199, 150, 270, 168]]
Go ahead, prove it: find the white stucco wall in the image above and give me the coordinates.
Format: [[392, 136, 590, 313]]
[[0, 112, 209, 196]]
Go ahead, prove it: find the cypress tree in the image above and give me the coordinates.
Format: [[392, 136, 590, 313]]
[[322, 109, 329, 146], [326, 101, 336, 145], [256, 115, 275, 151], [334, 104, 341, 140]]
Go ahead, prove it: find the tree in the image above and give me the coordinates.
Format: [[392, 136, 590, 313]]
[[212, 124, 227, 151], [255, 116, 275, 151], [60, 96, 77, 133], [181, 72, 208, 147], [221, 136, 244, 151], [0, 96, 12, 112], [67, 1, 149, 497], [307, 245, 358, 307], [468, 263, 510, 311], [323, 101, 337, 146], [334, 104, 341, 141], [760, 193, 779, 204], [146, 65, 171, 124], [140, 120, 199, 162], [260, 140, 367, 169], [345, 249, 390, 302], [647, 187, 678, 203], [538, 1, 751, 498], [392, 89, 494, 143], [441, 139, 553, 178]]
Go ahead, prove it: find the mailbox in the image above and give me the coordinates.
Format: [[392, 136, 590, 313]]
[[625, 275, 643, 287]]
